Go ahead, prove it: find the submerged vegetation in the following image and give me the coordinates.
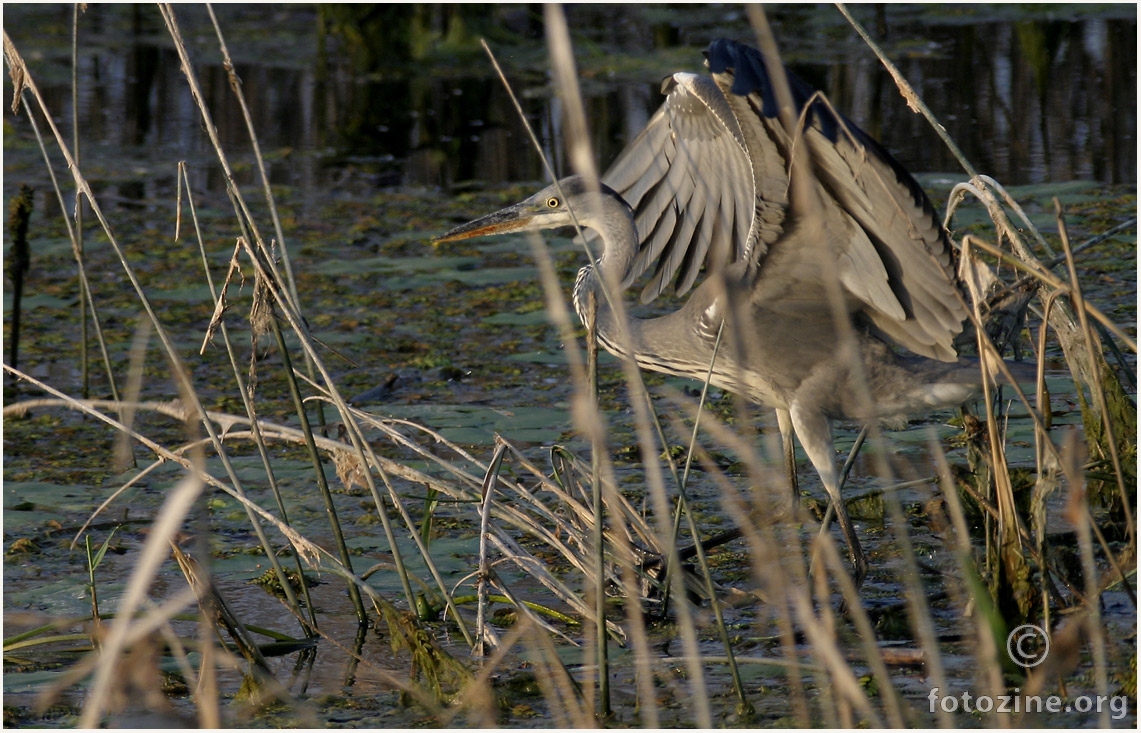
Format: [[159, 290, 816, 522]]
[[3, 3, 1136, 728]]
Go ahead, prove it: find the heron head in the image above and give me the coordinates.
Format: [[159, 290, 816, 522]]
[[435, 176, 623, 243]]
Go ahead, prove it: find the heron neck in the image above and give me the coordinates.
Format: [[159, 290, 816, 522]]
[[571, 194, 638, 337]]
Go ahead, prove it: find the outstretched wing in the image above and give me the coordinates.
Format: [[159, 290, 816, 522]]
[[705, 38, 966, 361], [600, 71, 789, 303]]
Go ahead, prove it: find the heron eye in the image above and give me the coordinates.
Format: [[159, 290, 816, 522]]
[[546, 197, 559, 208]]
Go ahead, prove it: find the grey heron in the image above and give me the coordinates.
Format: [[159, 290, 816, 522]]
[[438, 38, 1008, 584]]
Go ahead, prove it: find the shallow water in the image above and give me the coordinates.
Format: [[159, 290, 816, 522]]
[[3, 3, 1137, 728]]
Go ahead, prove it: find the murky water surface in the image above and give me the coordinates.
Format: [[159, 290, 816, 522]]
[[3, 4, 1136, 728]]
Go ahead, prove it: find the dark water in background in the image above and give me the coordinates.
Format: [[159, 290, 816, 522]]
[[3, 3, 1136, 210]]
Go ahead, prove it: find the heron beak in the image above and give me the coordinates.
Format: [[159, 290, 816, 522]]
[[435, 204, 537, 243]]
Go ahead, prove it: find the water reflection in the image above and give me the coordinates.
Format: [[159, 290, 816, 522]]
[[869, 16, 1136, 184], [4, 4, 1135, 205]]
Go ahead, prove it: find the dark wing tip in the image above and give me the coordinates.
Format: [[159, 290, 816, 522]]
[[705, 38, 821, 129]]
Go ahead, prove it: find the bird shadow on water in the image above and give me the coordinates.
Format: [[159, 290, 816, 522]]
[[2, 4, 1136, 729]]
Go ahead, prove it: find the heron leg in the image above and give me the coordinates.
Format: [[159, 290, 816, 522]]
[[789, 404, 869, 586], [817, 423, 870, 530], [775, 407, 799, 505], [838, 424, 869, 490]]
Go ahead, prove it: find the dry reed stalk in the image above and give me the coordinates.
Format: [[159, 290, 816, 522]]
[[76, 473, 204, 727], [179, 161, 317, 628], [484, 10, 713, 721], [5, 29, 350, 645], [161, 4, 463, 631], [839, 13, 1133, 716], [11, 81, 121, 406]]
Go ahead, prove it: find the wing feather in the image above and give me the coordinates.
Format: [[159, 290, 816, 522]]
[[601, 72, 771, 300], [704, 38, 966, 361], [600, 38, 966, 362]]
